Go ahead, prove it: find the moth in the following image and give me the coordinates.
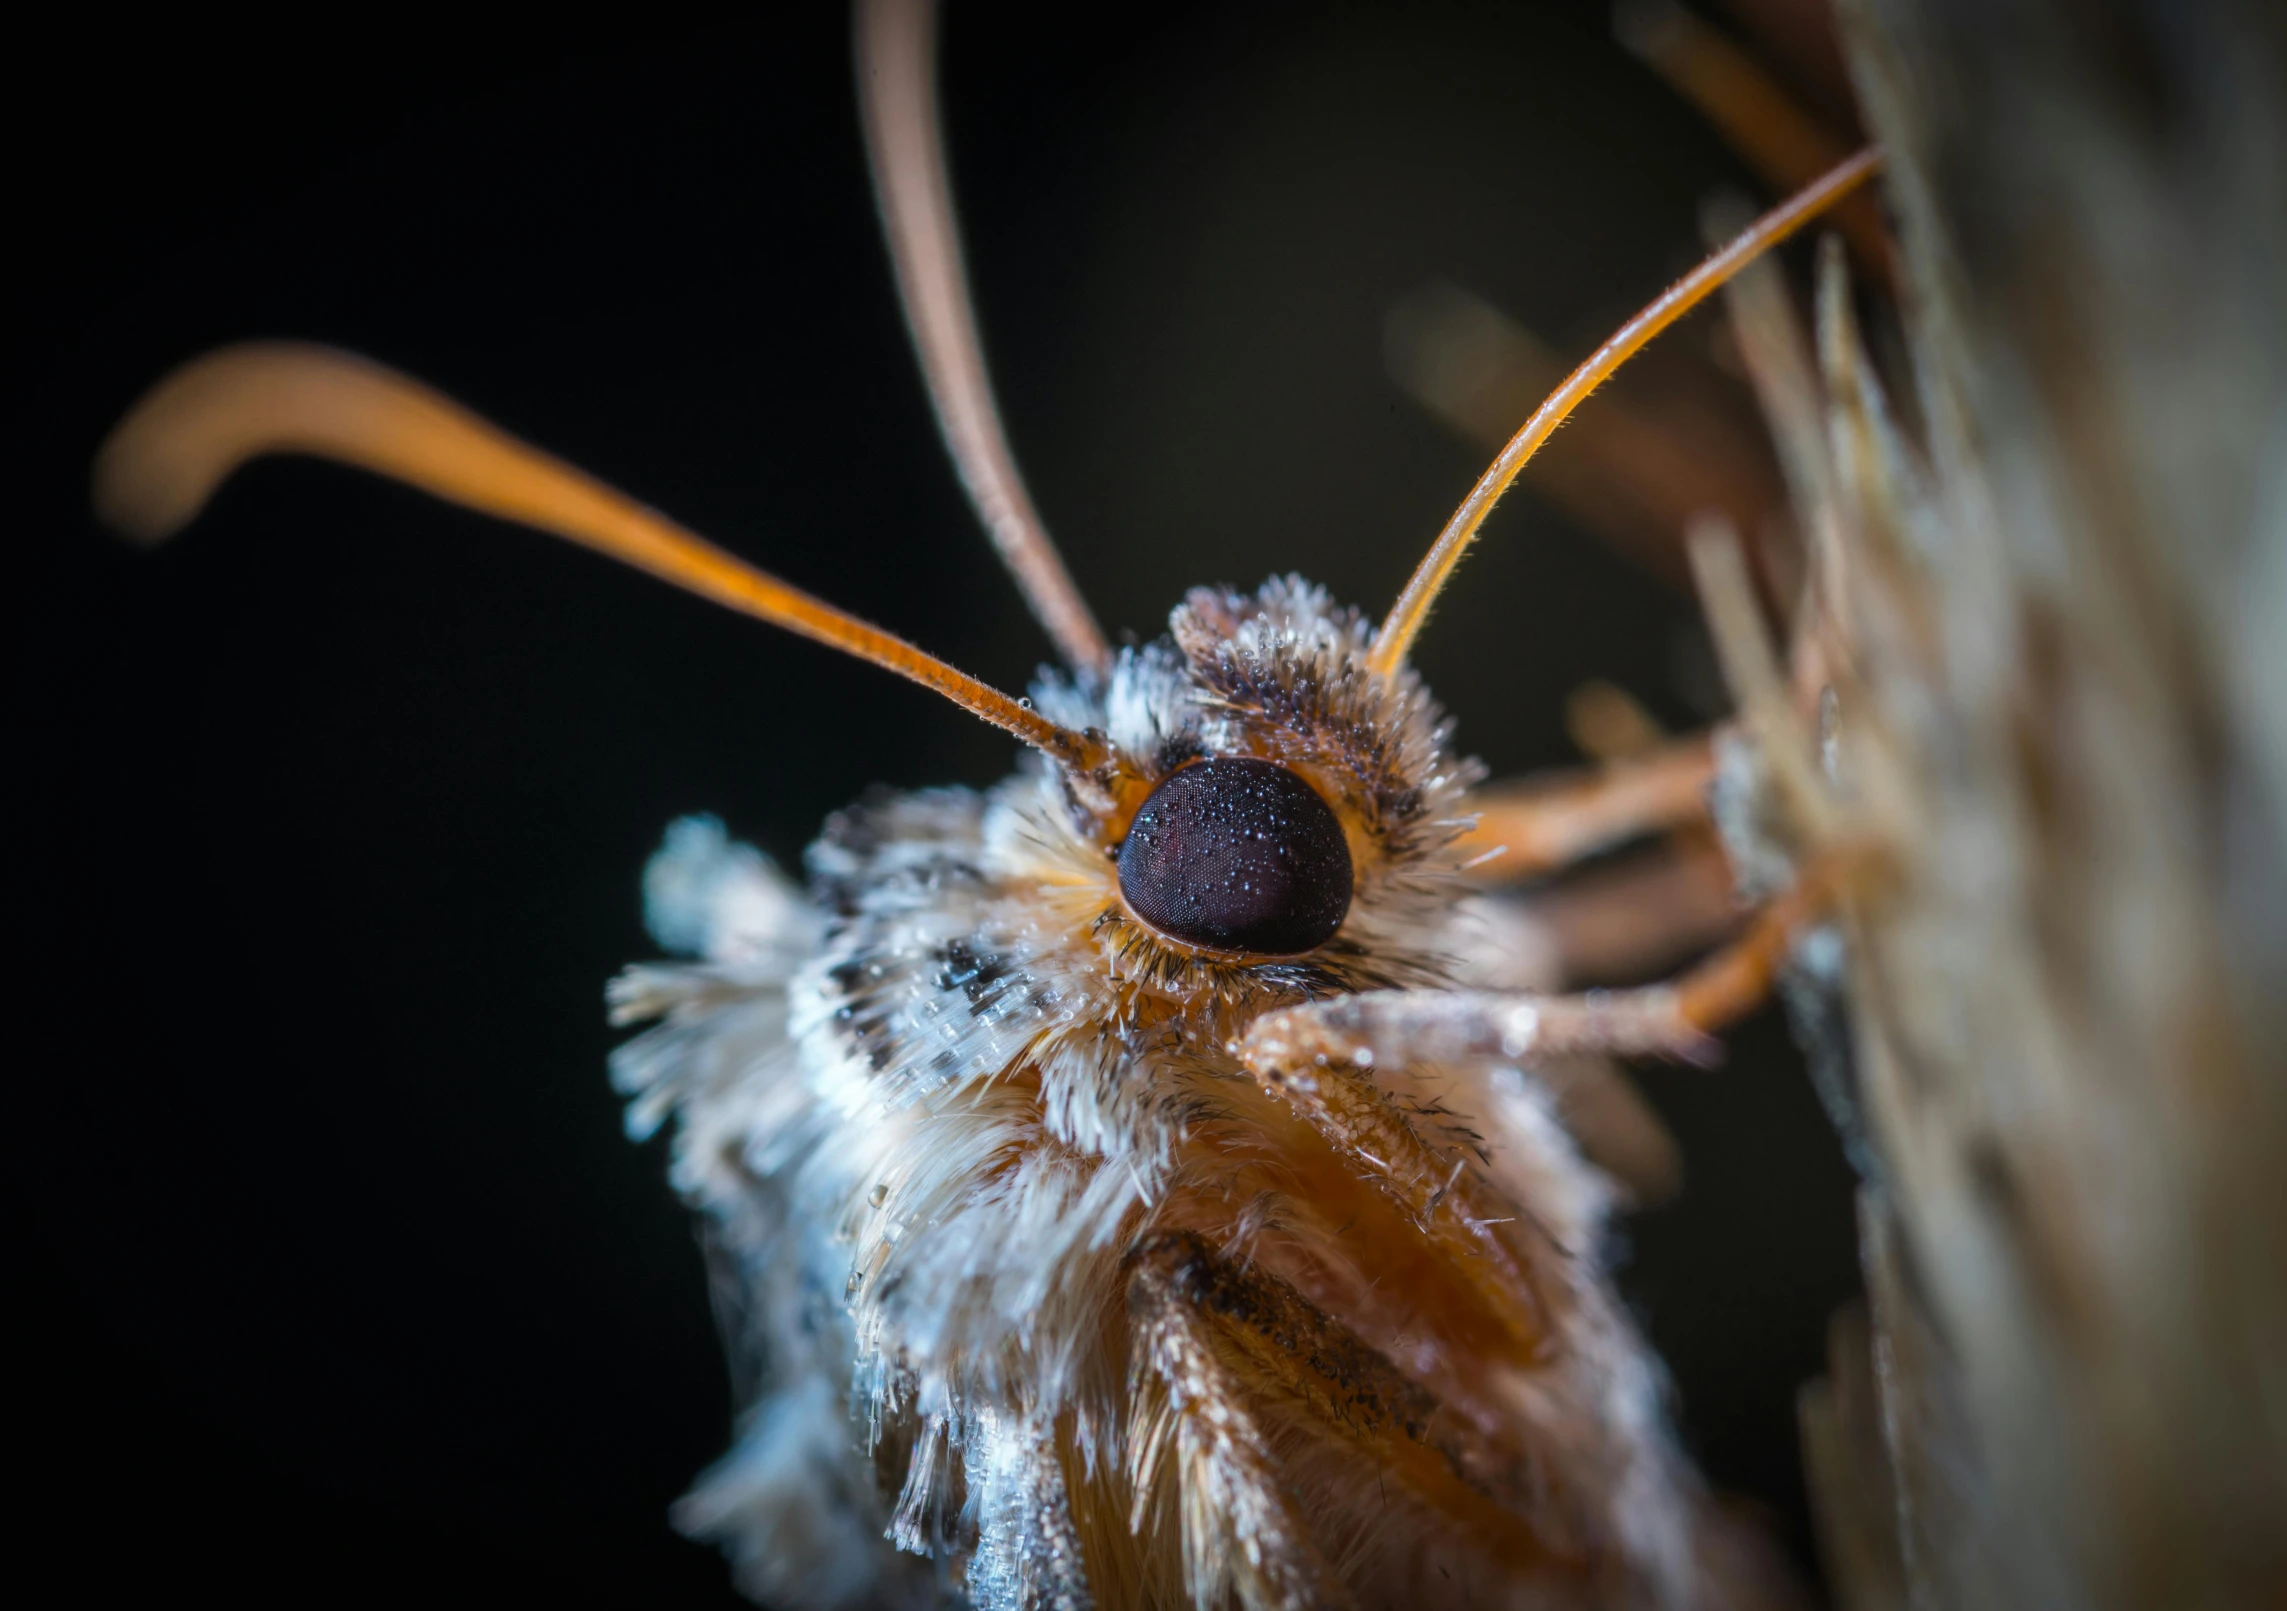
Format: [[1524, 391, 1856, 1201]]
[[95, 2, 1878, 1605]]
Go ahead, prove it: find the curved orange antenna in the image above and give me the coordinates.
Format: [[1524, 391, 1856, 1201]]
[[1368, 145, 1883, 680], [856, 0, 1112, 676], [93, 342, 1111, 771], [1614, 0, 1896, 287]]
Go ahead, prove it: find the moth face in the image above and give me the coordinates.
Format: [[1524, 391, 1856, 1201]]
[[1038, 576, 1475, 992]]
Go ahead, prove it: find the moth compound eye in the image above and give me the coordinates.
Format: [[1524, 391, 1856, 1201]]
[[1116, 757, 1353, 955]]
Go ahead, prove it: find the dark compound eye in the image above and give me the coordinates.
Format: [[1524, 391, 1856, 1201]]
[[1116, 757, 1353, 956]]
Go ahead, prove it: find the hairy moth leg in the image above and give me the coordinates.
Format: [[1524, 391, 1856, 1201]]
[[1454, 736, 1740, 1005], [1128, 1230, 1594, 1590], [1125, 1235, 1346, 1611], [1232, 859, 1883, 1365], [1455, 733, 1718, 883], [1222, 1019, 1572, 1365], [1248, 851, 1865, 1090], [968, 1408, 1094, 1611], [1235, 858, 1861, 1359]]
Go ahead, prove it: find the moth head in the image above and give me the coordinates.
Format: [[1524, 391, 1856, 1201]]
[[1032, 576, 1476, 983]]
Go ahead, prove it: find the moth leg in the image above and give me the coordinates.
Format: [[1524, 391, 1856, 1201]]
[[1256, 849, 1856, 1080], [1227, 1013, 1568, 1364], [1239, 855, 1859, 1352], [1125, 1233, 1347, 1611], [968, 1408, 1093, 1611], [1257, 847, 1867, 1361], [1454, 733, 1717, 883], [1126, 1232, 1574, 1608], [1517, 825, 1741, 986]]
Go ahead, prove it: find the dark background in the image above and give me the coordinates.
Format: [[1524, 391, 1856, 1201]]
[[12, 5, 1859, 1603]]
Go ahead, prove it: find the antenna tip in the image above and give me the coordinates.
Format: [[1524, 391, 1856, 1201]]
[[92, 343, 310, 546], [92, 429, 202, 547]]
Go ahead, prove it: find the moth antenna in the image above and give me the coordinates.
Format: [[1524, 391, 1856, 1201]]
[[93, 341, 1112, 771], [1614, 0, 1898, 287], [856, 0, 1113, 677], [1368, 145, 1883, 681]]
